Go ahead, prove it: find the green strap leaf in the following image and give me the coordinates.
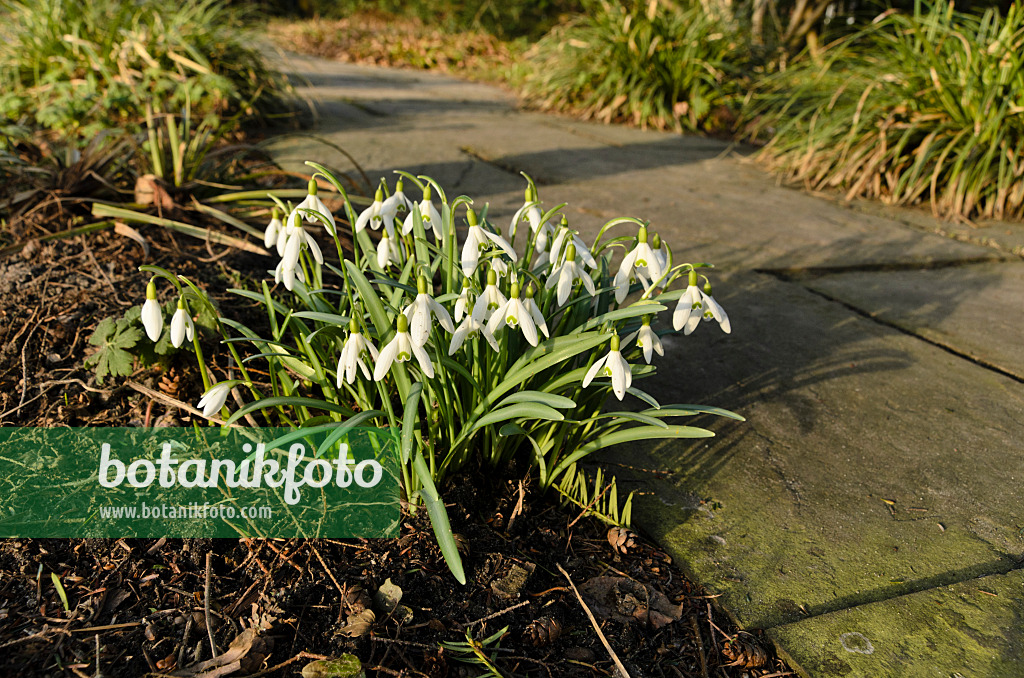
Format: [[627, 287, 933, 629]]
[[412, 453, 466, 585], [226, 396, 356, 425], [552, 425, 715, 480], [401, 383, 423, 466], [495, 391, 576, 409], [468, 402, 565, 435]]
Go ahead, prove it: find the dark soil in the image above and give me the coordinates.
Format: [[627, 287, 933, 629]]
[[0, 223, 790, 677]]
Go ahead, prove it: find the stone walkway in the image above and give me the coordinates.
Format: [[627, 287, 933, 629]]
[[269, 52, 1024, 677]]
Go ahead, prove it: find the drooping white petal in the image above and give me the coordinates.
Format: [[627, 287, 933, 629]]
[[524, 297, 549, 339], [141, 299, 163, 342], [264, 216, 282, 249], [461, 227, 486, 277], [613, 249, 640, 303], [298, 194, 337, 235], [636, 324, 664, 364], [304, 231, 324, 265], [608, 350, 631, 400], [454, 286, 472, 322], [373, 336, 401, 381], [482, 229, 518, 262], [511, 298, 539, 346], [411, 341, 435, 378], [582, 355, 609, 388], [428, 296, 455, 333]]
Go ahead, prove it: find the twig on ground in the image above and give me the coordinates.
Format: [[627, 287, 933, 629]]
[[466, 599, 531, 628], [556, 563, 631, 678], [691, 616, 709, 678], [308, 542, 347, 625], [205, 552, 218, 658]]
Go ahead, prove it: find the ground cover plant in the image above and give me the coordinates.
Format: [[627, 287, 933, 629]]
[[518, 0, 744, 133], [0, 0, 292, 142], [743, 0, 1024, 221]]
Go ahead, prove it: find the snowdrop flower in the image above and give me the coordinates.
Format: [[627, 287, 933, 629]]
[[274, 258, 305, 289], [549, 218, 597, 269], [613, 225, 665, 303], [355, 187, 398, 235], [546, 243, 596, 306], [522, 285, 549, 340], [461, 208, 517, 277], [673, 273, 731, 335], [337, 321, 379, 386], [374, 314, 434, 380], [582, 335, 632, 401], [487, 282, 539, 346], [264, 208, 283, 249], [625, 316, 664, 364], [376, 229, 402, 269], [141, 280, 163, 342], [170, 298, 195, 349], [471, 269, 507, 324], [197, 381, 233, 418], [402, 184, 443, 239], [403, 276, 455, 347], [652, 232, 670, 277], [509, 186, 554, 251], [295, 178, 337, 236], [382, 178, 414, 219], [448, 314, 499, 354], [454, 279, 473, 322]]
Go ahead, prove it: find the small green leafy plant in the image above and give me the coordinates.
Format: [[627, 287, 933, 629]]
[[136, 163, 741, 583]]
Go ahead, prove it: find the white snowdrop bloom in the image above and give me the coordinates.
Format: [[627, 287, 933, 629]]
[[336, 321, 379, 386], [625, 317, 664, 364], [296, 179, 336, 236], [273, 257, 306, 291], [403, 276, 455, 347], [698, 284, 731, 334], [454, 280, 473, 322], [374, 314, 434, 380], [376, 230, 402, 269], [582, 335, 633, 401], [197, 381, 233, 418], [509, 187, 555, 251], [355, 187, 399, 235], [486, 282, 539, 346], [402, 184, 443, 239], [170, 299, 195, 349], [672, 282, 704, 335], [141, 280, 163, 342], [522, 285, 549, 340], [461, 209, 517, 277], [546, 243, 596, 306], [382, 178, 415, 219], [471, 269, 507, 324], [613, 225, 665, 303], [549, 220, 597, 270], [264, 208, 283, 249], [448, 314, 499, 354]]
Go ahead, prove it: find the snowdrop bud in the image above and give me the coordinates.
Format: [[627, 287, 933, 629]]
[[141, 280, 163, 342], [652, 232, 661, 249]]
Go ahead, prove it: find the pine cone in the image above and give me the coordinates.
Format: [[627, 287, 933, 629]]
[[723, 633, 768, 668], [158, 370, 181, 399], [607, 526, 637, 554], [524, 617, 562, 647]]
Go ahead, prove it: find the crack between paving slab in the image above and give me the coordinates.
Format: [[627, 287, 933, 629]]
[[459, 145, 553, 184], [760, 268, 1024, 385], [756, 255, 1005, 280]]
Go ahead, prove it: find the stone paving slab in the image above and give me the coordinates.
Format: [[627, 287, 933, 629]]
[[767, 567, 1024, 677], [800, 262, 1024, 380], [606, 272, 1024, 633]]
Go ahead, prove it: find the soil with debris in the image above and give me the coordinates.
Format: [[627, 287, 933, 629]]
[[0, 224, 790, 677]]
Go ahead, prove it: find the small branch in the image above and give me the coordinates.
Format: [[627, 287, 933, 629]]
[[556, 563, 631, 678], [466, 599, 531, 629], [204, 552, 218, 658]]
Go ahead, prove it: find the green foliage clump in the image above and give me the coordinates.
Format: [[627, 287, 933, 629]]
[[0, 0, 293, 141], [518, 0, 743, 132], [743, 0, 1024, 221]]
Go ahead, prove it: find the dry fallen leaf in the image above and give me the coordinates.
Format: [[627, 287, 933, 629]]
[[579, 576, 683, 629]]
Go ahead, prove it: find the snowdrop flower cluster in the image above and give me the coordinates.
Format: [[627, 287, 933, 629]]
[[139, 165, 741, 585]]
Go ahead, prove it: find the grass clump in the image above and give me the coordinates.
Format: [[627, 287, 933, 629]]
[[517, 0, 743, 133], [0, 0, 293, 141], [743, 0, 1024, 221]]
